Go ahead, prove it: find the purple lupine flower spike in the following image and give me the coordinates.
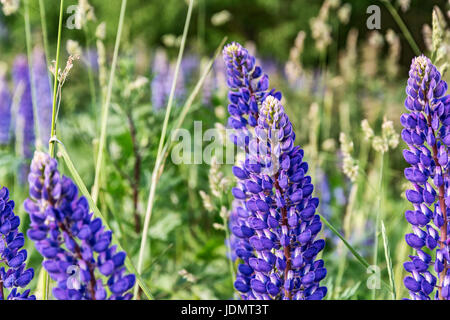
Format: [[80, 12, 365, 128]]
[[222, 42, 273, 148], [0, 186, 35, 300], [401, 55, 450, 300], [13, 55, 35, 159], [24, 152, 136, 300], [32, 47, 52, 147], [231, 96, 327, 300], [0, 72, 12, 145]]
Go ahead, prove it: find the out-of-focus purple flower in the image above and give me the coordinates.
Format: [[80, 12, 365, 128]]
[[13, 55, 34, 159], [0, 72, 12, 145], [230, 95, 327, 300], [32, 47, 52, 147], [150, 49, 185, 111], [333, 187, 346, 206], [317, 171, 331, 218], [401, 55, 450, 300], [0, 186, 35, 300], [181, 54, 199, 81], [25, 152, 136, 300], [203, 58, 228, 106], [83, 48, 99, 72], [151, 49, 168, 111]]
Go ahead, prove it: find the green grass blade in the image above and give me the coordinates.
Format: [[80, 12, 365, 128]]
[[56, 140, 154, 300], [318, 212, 392, 293], [381, 220, 397, 300], [92, 0, 128, 204], [38, 0, 51, 68], [49, 0, 64, 158], [380, 0, 421, 56], [318, 213, 369, 269], [135, 0, 194, 297]]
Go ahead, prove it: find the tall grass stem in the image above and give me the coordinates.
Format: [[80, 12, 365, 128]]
[[24, 0, 42, 150], [372, 153, 384, 299], [38, 0, 51, 67], [49, 0, 64, 158], [134, 0, 194, 298], [380, 0, 421, 56], [91, 0, 127, 204]]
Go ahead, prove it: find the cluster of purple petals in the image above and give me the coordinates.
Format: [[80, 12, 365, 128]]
[[229, 94, 327, 300], [0, 186, 35, 300], [13, 55, 34, 160], [150, 49, 186, 111], [222, 42, 274, 149], [32, 47, 53, 147], [401, 55, 450, 300], [0, 73, 12, 145], [24, 152, 136, 300]]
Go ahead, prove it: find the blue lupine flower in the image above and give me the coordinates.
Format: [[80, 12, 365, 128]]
[[0, 73, 12, 145], [401, 55, 450, 300], [13, 55, 34, 159], [0, 186, 35, 300], [24, 152, 136, 300], [32, 47, 52, 147], [227, 201, 252, 264], [222, 42, 271, 148], [224, 43, 326, 300], [229, 96, 327, 299]]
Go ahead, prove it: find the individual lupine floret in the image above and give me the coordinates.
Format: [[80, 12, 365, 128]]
[[401, 55, 450, 300], [231, 96, 327, 300], [0, 72, 12, 145], [24, 152, 135, 300], [32, 47, 53, 147], [223, 42, 273, 148], [0, 186, 35, 300]]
